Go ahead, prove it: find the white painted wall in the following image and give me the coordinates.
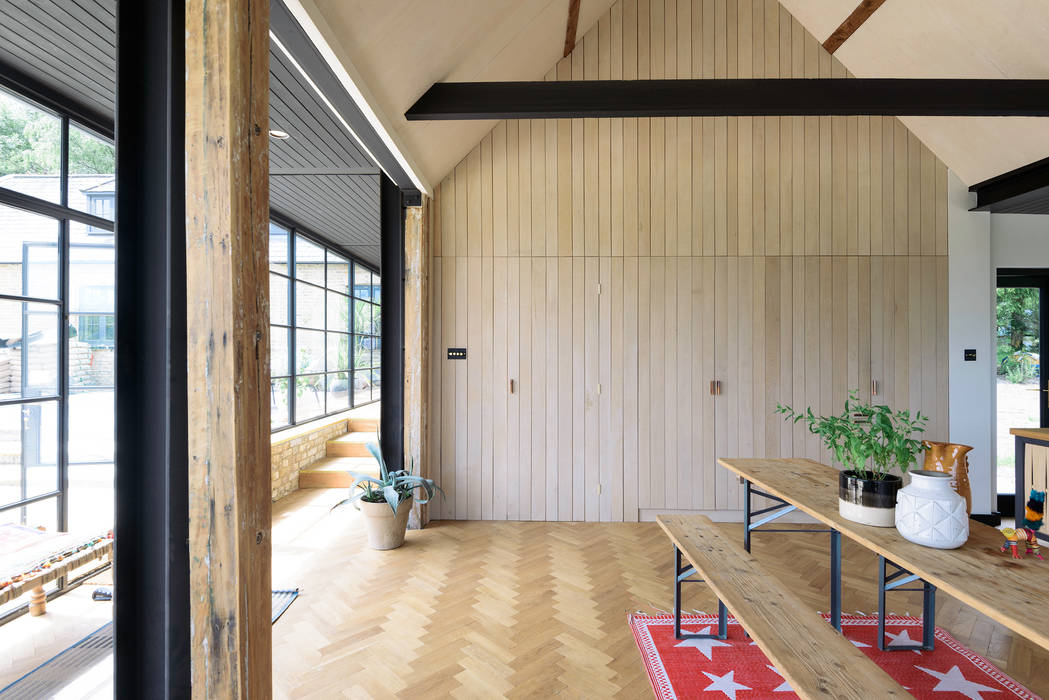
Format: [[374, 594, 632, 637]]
[[947, 172, 994, 514], [948, 171, 1049, 514]]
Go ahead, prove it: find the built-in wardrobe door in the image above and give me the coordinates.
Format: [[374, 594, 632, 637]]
[[637, 257, 716, 512], [713, 257, 796, 510], [868, 256, 950, 446]]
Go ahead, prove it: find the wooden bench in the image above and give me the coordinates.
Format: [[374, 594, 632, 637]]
[[657, 514, 908, 699]]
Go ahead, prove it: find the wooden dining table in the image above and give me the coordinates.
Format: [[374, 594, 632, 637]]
[[718, 457, 1049, 653]]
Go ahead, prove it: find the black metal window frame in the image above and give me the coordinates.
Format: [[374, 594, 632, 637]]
[[269, 214, 379, 432], [0, 84, 114, 621]]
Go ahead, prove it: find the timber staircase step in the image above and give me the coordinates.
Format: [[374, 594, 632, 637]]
[[326, 432, 375, 458], [298, 456, 379, 489], [347, 417, 379, 434]]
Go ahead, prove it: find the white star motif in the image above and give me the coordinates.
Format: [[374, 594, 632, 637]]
[[674, 626, 730, 660], [851, 639, 871, 648], [915, 665, 1000, 700], [702, 670, 751, 699], [766, 665, 792, 692], [884, 628, 923, 653]]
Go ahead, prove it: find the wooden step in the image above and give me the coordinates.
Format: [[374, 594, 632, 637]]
[[347, 417, 379, 434], [325, 431, 375, 458], [298, 456, 379, 489]]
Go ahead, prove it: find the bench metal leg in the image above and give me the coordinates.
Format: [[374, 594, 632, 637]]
[[743, 478, 841, 632], [876, 555, 936, 651], [673, 547, 728, 640]]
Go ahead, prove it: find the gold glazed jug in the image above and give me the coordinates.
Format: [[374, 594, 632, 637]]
[[921, 441, 973, 515]]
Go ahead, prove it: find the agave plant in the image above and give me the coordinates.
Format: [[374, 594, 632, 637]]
[[332, 436, 443, 514]]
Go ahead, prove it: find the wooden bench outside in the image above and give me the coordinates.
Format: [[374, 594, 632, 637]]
[[657, 514, 908, 699]]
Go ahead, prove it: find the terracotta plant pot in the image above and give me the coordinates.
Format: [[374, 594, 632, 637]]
[[838, 470, 902, 527], [359, 495, 413, 550], [921, 441, 973, 515]]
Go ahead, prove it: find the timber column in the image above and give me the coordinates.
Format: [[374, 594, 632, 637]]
[[185, 0, 272, 697]]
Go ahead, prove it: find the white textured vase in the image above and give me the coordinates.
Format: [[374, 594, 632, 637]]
[[894, 470, 969, 549]]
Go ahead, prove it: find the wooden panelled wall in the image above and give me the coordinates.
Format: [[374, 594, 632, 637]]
[[428, 0, 949, 522]]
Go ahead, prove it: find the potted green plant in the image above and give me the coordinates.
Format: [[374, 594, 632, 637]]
[[776, 392, 928, 527], [332, 441, 443, 550]]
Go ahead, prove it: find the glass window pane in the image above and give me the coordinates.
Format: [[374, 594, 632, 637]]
[[295, 236, 325, 285], [327, 251, 349, 294], [0, 301, 58, 400], [271, 378, 289, 429], [327, 291, 348, 331], [370, 336, 382, 368], [0, 204, 60, 300], [326, 372, 350, 413], [69, 314, 114, 388], [295, 329, 324, 374], [371, 368, 381, 402], [371, 273, 381, 303], [67, 388, 114, 533], [0, 88, 61, 204], [269, 222, 289, 274], [271, 326, 289, 377], [295, 281, 325, 329], [0, 495, 58, 532], [327, 332, 349, 371], [295, 374, 324, 421], [353, 300, 371, 335], [353, 369, 372, 407], [372, 303, 381, 335], [353, 335, 369, 369], [353, 264, 371, 300], [0, 401, 58, 507], [67, 124, 115, 219], [69, 245, 114, 313], [270, 273, 288, 326]]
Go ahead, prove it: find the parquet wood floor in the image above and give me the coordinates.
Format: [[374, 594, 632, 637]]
[[273, 489, 1048, 699]]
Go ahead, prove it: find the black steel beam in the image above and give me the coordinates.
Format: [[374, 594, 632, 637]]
[[379, 175, 405, 472], [405, 78, 1049, 120], [115, 0, 190, 696], [969, 156, 1049, 214]]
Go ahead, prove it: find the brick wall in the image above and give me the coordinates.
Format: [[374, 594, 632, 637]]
[[271, 417, 349, 501]]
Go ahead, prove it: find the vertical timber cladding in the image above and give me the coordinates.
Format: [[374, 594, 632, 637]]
[[185, 0, 272, 696], [428, 0, 949, 523]]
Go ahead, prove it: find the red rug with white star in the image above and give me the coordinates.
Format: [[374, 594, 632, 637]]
[[630, 612, 1041, 699]]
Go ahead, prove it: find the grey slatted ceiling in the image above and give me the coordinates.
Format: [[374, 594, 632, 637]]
[[0, 0, 381, 264]]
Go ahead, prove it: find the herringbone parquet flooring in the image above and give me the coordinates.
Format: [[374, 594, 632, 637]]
[[272, 489, 1049, 699]]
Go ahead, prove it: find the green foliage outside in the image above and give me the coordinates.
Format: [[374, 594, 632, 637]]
[[997, 287, 1039, 383], [0, 91, 113, 178], [776, 391, 929, 481]]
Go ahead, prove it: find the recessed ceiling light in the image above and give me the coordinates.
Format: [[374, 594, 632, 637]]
[[269, 130, 290, 140]]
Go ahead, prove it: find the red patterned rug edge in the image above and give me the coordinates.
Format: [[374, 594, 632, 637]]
[[628, 612, 1042, 700]]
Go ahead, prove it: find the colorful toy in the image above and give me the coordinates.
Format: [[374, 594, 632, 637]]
[[1000, 527, 1043, 560], [1020, 489, 1045, 531]]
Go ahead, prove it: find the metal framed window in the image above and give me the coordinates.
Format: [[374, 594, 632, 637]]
[[0, 84, 115, 620], [269, 217, 379, 432]]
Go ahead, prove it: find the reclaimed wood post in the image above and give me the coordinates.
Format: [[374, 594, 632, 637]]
[[405, 199, 432, 528], [185, 0, 272, 696]]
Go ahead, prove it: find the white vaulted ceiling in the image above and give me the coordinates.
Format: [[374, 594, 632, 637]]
[[298, 0, 617, 187], [778, 0, 1049, 185]]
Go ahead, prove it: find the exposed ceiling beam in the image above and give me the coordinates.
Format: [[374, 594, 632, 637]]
[[405, 79, 1049, 120], [822, 0, 887, 55], [270, 166, 380, 176], [563, 0, 581, 57], [969, 156, 1049, 214]]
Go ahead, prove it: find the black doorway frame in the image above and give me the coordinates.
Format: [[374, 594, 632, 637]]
[[995, 268, 1049, 517]]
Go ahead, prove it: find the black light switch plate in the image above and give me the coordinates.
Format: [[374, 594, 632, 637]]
[[964, 349, 977, 361], [447, 347, 467, 360]]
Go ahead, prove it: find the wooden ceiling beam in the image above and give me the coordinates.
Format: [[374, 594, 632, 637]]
[[405, 78, 1049, 120], [823, 0, 887, 54], [563, 0, 581, 57]]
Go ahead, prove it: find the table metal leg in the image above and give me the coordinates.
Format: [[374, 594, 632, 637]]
[[876, 555, 936, 651], [673, 546, 728, 640], [744, 479, 752, 553], [830, 529, 841, 632]]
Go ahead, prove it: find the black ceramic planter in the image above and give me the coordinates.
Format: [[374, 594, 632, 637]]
[[838, 470, 903, 527]]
